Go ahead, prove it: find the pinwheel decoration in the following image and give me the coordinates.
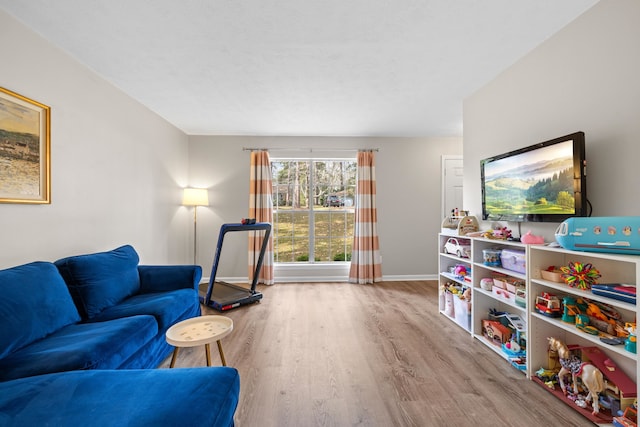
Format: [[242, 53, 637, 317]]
[[560, 262, 601, 290]]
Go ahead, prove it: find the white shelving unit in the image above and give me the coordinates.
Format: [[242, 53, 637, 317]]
[[437, 233, 473, 333], [438, 233, 639, 425], [470, 237, 528, 372], [528, 245, 638, 425]]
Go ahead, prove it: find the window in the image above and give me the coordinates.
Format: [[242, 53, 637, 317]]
[[271, 159, 356, 263]]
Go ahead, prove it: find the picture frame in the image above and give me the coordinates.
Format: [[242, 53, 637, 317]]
[[0, 87, 51, 204]]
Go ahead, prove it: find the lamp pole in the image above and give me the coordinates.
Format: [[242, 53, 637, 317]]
[[183, 188, 209, 266]]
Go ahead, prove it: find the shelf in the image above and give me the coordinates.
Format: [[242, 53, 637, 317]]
[[440, 271, 471, 287], [473, 263, 526, 280], [473, 334, 527, 374], [531, 376, 613, 425], [440, 252, 472, 263], [530, 278, 636, 312], [530, 312, 636, 360], [474, 286, 526, 311]]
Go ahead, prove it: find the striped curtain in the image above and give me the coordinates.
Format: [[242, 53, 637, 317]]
[[249, 150, 274, 285], [349, 151, 382, 284]]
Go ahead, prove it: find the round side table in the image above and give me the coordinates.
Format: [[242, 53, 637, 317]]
[[166, 315, 233, 367]]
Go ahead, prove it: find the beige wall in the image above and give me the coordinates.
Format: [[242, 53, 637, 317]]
[[188, 135, 462, 281], [463, 0, 640, 241], [0, 10, 191, 268]]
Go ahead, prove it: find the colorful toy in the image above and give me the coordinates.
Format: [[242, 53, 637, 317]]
[[625, 323, 637, 354], [548, 337, 605, 415], [454, 264, 468, 278], [560, 261, 601, 290], [613, 403, 637, 427], [535, 292, 562, 317], [521, 230, 544, 244], [575, 314, 600, 335], [562, 296, 580, 323]]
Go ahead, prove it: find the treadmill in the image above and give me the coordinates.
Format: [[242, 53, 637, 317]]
[[199, 222, 272, 311]]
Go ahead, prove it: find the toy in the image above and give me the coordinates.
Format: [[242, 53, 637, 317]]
[[555, 216, 640, 255], [575, 314, 600, 335], [535, 292, 562, 317], [515, 288, 527, 308], [560, 262, 601, 290], [548, 337, 605, 415], [444, 237, 471, 258], [480, 227, 512, 240], [625, 323, 637, 354], [457, 215, 479, 236], [454, 264, 468, 278], [482, 319, 511, 346], [562, 296, 580, 323], [613, 404, 637, 427], [521, 230, 545, 244]]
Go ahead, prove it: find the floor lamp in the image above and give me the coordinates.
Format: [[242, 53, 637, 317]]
[[183, 188, 209, 265]]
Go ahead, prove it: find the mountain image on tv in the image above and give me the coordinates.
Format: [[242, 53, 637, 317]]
[[484, 142, 575, 217]]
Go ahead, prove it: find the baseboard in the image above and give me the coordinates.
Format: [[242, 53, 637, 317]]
[[201, 273, 438, 284]]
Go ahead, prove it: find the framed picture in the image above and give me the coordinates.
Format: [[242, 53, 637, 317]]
[[0, 87, 50, 204]]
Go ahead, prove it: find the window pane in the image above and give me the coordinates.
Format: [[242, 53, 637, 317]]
[[272, 158, 355, 263]]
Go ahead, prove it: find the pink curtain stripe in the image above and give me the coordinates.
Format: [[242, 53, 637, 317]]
[[249, 151, 274, 285], [349, 151, 383, 284]]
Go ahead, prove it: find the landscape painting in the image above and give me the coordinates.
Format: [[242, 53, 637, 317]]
[[483, 140, 575, 218], [0, 87, 50, 203]]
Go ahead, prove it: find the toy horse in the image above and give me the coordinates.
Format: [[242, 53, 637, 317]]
[[547, 337, 604, 415]]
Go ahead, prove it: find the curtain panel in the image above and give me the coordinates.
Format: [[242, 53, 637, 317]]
[[349, 151, 382, 284], [249, 151, 274, 285]]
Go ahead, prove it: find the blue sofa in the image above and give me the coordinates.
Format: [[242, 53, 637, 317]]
[[0, 367, 240, 426], [0, 245, 202, 381], [0, 245, 240, 426]]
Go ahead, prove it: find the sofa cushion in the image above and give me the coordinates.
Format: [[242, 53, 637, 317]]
[[0, 367, 240, 427], [89, 288, 200, 333], [55, 245, 141, 319], [0, 315, 157, 382], [0, 262, 80, 360]]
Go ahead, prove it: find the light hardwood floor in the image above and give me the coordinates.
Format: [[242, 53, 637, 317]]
[[159, 281, 593, 426]]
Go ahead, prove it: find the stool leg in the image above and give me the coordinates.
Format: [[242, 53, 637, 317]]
[[169, 347, 179, 368], [217, 340, 227, 366], [205, 343, 212, 367]]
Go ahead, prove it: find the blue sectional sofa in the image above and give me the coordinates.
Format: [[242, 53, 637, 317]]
[[0, 245, 240, 426], [0, 367, 240, 426], [0, 245, 202, 380]]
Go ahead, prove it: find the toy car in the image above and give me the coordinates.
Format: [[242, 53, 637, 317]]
[[535, 292, 562, 317], [444, 237, 471, 258]]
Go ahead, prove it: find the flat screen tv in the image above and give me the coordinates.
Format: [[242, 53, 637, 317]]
[[481, 131, 587, 223]]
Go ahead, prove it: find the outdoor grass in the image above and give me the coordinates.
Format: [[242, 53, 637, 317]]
[[274, 206, 354, 262]]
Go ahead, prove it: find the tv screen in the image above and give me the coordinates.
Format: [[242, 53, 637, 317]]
[[481, 132, 587, 223]]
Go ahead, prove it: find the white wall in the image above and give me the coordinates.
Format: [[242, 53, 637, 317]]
[[188, 135, 462, 281], [463, 0, 640, 241], [0, 10, 191, 268]]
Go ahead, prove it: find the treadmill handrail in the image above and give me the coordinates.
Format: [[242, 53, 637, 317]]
[[204, 222, 272, 306]]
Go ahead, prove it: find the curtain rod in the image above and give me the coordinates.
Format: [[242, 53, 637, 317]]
[[242, 147, 379, 152]]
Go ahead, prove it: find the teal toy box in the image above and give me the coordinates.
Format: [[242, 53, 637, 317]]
[[555, 216, 640, 255]]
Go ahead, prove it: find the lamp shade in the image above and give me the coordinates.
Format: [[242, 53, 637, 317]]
[[182, 188, 209, 206]]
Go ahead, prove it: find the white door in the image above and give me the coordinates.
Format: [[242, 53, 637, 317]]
[[441, 155, 463, 218]]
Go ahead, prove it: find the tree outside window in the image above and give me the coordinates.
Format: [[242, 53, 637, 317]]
[[271, 159, 356, 263]]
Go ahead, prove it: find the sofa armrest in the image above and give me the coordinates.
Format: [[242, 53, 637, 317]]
[[137, 265, 202, 293]]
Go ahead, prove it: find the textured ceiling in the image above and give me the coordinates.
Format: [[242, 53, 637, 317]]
[[0, 0, 598, 137]]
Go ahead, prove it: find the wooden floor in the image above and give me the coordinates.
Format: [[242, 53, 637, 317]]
[[159, 281, 593, 426]]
